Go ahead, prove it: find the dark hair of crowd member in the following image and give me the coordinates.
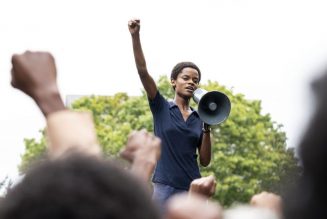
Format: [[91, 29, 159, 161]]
[[283, 72, 327, 219], [0, 154, 161, 219]]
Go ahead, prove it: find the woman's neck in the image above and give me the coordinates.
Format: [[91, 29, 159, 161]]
[[173, 96, 191, 111]]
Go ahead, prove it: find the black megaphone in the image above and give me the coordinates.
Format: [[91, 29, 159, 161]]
[[193, 88, 231, 125]]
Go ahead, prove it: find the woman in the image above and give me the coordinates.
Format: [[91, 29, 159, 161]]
[[128, 19, 212, 209]]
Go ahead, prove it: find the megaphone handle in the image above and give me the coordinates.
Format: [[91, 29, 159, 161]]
[[202, 123, 211, 133]]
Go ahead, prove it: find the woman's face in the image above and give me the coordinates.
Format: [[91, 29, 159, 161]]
[[171, 67, 199, 99]]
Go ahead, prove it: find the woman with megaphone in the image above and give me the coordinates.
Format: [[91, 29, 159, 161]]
[[128, 19, 213, 213]]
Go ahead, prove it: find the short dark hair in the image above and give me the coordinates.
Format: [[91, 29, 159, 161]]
[[0, 154, 160, 219], [170, 62, 201, 82]]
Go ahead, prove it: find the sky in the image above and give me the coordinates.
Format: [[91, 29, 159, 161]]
[[1, 0, 327, 184]]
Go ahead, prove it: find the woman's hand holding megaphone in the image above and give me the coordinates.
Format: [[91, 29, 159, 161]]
[[202, 123, 211, 133]]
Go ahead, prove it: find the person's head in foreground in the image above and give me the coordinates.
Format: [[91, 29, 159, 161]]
[[0, 154, 160, 219], [283, 71, 327, 219]]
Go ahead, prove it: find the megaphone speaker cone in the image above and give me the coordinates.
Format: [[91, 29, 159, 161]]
[[195, 90, 231, 125]]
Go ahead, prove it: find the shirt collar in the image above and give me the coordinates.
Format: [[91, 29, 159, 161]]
[[168, 100, 199, 116]]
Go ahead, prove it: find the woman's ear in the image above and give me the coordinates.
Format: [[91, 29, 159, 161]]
[[171, 79, 176, 90]]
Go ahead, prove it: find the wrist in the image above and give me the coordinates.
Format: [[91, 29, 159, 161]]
[[133, 155, 157, 167], [34, 86, 65, 117], [131, 32, 140, 38], [131, 157, 156, 180]]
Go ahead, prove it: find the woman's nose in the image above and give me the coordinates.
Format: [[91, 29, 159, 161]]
[[188, 79, 195, 85]]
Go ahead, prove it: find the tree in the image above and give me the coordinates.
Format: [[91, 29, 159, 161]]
[[20, 76, 298, 206]]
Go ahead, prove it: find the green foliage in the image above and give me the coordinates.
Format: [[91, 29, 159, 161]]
[[21, 75, 298, 206], [19, 131, 46, 172], [72, 93, 153, 157], [199, 80, 298, 206]]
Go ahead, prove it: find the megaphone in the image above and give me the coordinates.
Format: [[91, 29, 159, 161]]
[[193, 88, 231, 125]]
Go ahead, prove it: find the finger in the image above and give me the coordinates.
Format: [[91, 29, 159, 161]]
[[10, 68, 17, 88], [131, 130, 146, 140], [210, 182, 216, 195], [46, 52, 55, 62], [120, 149, 133, 161], [127, 130, 137, 139], [151, 134, 158, 141], [139, 129, 148, 136], [11, 53, 20, 66], [128, 20, 137, 28], [131, 18, 140, 22]]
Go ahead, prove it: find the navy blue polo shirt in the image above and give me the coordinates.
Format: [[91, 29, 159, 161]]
[[149, 91, 203, 190]]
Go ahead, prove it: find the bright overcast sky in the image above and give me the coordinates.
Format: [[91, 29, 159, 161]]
[[1, 0, 327, 181]]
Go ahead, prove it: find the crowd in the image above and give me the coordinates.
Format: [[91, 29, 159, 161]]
[[1, 18, 327, 219]]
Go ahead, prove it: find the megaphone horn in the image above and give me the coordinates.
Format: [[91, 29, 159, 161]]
[[193, 88, 231, 126]]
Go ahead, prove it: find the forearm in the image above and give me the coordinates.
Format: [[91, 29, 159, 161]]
[[131, 33, 148, 76], [46, 110, 101, 159], [131, 157, 156, 183], [120, 129, 161, 187], [33, 86, 65, 117], [199, 133, 212, 167]]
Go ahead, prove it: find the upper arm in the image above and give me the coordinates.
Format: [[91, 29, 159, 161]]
[[139, 72, 158, 100]]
